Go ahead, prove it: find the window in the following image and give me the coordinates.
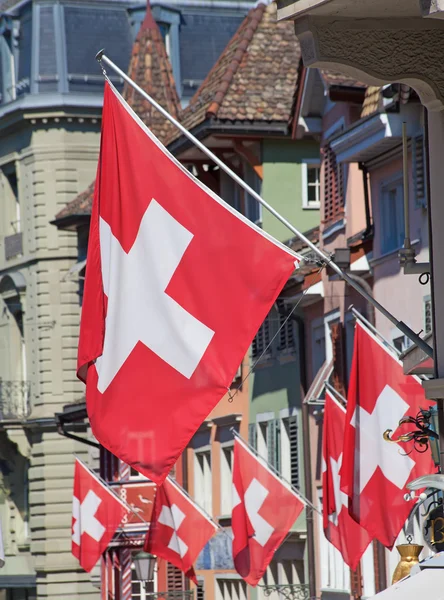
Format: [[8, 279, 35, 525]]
[[380, 177, 404, 255], [392, 334, 411, 354], [302, 161, 321, 209], [280, 415, 299, 488], [317, 488, 350, 592], [216, 579, 247, 600], [252, 316, 271, 360], [424, 296, 432, 334], [220, 444, 234, 515], [311, 320, 326, 377], [243, 159, 262, 225], [1, 162, 22, 260], [194, 450, 212, 514], [158, 22, 171, 56], [255, 418, 280, 471], [248, 422, 257, 449]]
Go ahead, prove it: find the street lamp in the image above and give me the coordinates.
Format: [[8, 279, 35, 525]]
[[133, 551, 156, 586]]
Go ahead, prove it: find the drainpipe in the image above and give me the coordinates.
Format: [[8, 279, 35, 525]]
[[293, 313, 317, 600], [358, 162, 372, 238]]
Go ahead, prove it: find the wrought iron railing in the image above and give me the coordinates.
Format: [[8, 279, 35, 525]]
[[0, 380, 31, 420], [144, 592, 194, 600], [258, 584, 311, 600]]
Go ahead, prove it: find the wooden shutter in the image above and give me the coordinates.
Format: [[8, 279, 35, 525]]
[[288, 416, 299, 489], [413, 134, 426, 207], [167, 563, 185, 591], [197, 581, 205, 600], [248, 423, 257, 450], [424, 297, 432, 334], [267, 419, 280, 471], [331, 322, 347, 396], [323, 143, 344, 225], [252, 315, 271, 359], [350, 561, 363, 599]]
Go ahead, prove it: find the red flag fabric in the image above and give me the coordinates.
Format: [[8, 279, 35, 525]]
[[72, 458, 128, 572], [341, 321, 436, 549], [232, 437, 305, 586], [144, 476, 217, 582], [77, 82, 298, 484], [322, 391, 372, 570]]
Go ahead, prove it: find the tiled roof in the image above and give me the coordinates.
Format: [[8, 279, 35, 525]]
[[361, 86, 382, 118], [55, 2, 180, 222], [320, 70, 366, 89], [170, 1, 300, 141]]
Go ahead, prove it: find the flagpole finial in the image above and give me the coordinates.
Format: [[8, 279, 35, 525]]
[[95, 48, 105, 62]]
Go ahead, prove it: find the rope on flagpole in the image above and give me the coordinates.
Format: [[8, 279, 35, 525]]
[[94, 50, 433, 360], [230, 429, 322, 516], [227, 265, 325, 404]]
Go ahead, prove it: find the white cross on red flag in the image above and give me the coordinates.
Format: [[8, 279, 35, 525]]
[[77, 82, 298, 484], [72, 458, 128, 572], [232, 437, 305, 586], [341, 321, 436, 549], [144, 476, 217, 582], [322, 391, 372, 570]]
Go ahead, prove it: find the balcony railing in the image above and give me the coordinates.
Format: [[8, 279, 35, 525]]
[[258, 584, 311, 600], [0, 380, 31, 420]]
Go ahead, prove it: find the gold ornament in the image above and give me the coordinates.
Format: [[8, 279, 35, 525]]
[[391, 543, 423, 584]]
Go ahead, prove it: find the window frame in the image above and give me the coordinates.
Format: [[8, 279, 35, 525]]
[[301, 159, 321, 210], [194, 448, 212, 515], [379, 174, 405, 256]]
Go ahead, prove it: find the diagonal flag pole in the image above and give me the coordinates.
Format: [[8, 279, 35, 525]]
[[230, 429, 322, 516], [94, 50, 432, 360]]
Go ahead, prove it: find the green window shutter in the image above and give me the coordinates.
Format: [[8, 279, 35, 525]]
[[288, 416, 299, 488], [248, 423, 257, 450], [267, 419, 281, 471]]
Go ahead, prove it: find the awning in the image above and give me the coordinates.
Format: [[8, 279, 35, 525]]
[[370, 568, 444, 599]]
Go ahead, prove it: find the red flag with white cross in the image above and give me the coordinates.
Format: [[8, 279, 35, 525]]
[[232, 437, 305, 586], [72, 458, 128, 572], [144, 476, 217, 582], [322, 391, 372, 570], [77, 82, 298, 484], [341, 321, 436, 549]]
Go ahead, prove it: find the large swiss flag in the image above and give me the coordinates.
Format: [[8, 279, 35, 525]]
[[322, 391, 371, 570], [232, 437, 305, 586], [341, 321, 436, 549], [144, 477, 217, 582], [77, 82, 298, 484]]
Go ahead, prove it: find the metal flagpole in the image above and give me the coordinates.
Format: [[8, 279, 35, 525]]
[[350, 306, 401, 356], [95, 50, 433, 360], [324, 382, 347, 405], [230, 428, 322, 516]]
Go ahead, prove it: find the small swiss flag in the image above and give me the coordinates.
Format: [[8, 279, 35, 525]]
[[144, 476, 217, 582], [232, 437, 305, 586], [341, 321, 436, 549], [322, 391, 371, 570], [78, 82, 298, 484], [72, 458, 128, 572]]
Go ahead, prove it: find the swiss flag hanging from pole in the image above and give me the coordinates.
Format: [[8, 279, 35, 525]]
[[144, 476, 217, 582], [341, 321, 436, 549], [232, 437, 305, 586], [322, 391, 372, 570], [72, 458, 128, 572], [77, 82, 298, 484]]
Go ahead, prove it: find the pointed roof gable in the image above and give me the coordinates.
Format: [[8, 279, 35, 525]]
[[174, 1, 300, 137], [123, 1, 180, 142], [54, 1, 179, 225]]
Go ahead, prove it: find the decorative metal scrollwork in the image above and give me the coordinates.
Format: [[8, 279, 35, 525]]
[[383, 408, 438, 455], [257, 584, 311, 600]]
